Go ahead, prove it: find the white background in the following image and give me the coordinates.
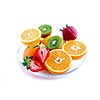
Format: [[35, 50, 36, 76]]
[[0, 0, 100, 100]]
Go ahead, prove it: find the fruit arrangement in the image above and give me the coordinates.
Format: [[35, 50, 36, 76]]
[[20, 24, 87, 74]]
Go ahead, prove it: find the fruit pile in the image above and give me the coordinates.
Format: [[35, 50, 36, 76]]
[[20, 24, 87, 74]]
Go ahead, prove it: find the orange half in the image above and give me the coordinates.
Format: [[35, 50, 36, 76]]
[[23, 42, 39, 59], [45, 49, 72, 74], [62, 40, 87, 60]]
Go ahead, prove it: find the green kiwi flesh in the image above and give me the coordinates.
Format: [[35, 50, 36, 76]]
[[39, 24, 52, 35], [46, 36, 62, 49]]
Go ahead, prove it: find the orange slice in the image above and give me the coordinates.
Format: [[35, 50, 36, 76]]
[[62, 40, 87, 60], [45, 49, 72, 74], [20, 29, 41, 46]]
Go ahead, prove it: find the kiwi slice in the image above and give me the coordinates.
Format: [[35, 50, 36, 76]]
[[46, 36, 62, 49], [39, 24, 52, 38]]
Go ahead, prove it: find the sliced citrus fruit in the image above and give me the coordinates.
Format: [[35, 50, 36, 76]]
[[20, 29, 41, 46], [23, 42, 39, 59], [45, 49, 72, 74], [42, 36, 51, 45], [62, 40, 87, 60]]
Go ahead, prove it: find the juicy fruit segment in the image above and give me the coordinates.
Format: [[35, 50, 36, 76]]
[[46, 36, 63, 50], [23, 42, 39, 58], [20, 29, 41, 46], [62, 40, 87, 60], [23, 45, 38, 59], [42, 36, 51, 45], [45, 49, 72, 74], [39, 24, 52, 38], [60, 24, 77, 41]]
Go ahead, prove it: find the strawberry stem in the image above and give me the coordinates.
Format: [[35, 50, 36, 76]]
[[60, 29, 63, 31], [22, 56, 32, 69], [66, 24, 68, 27]]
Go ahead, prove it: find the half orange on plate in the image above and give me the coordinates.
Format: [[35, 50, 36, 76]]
[[45, 49, 72, 74], [62, 40, 87, 60]]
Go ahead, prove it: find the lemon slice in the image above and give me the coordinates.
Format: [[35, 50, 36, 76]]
[[20, 29, 41, 45]]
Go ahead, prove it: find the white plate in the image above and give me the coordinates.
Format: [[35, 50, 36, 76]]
[[17, 43, 86, 79]]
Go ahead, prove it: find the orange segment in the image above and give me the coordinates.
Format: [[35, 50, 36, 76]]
[[23, 42, 39, 59], [45, 49, 72, 74], [42, 36, 51, 45], [62, 40, 87, 60], [20, 29, 41, 46]]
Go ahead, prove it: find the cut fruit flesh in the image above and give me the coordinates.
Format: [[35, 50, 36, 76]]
[[39, 24, 52, 35], [39, 24, 52, 38], [46, 36, 62, 49], [45, 49, 72, 74], [42, 36, 51, 45], [20, 29, 41, 45], [62, 40, 87, 60]]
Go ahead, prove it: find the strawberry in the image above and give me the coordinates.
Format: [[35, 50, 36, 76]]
[[34, 46, 49, 63], [29, 58, 45, 72], [60, 24, 77, 41], [22, 56, 45, 72]]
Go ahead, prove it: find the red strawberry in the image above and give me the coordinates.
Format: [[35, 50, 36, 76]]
[[22, 56, 45, 72], [34, 46, 49, 63], [29, 58, 45, 72], [60, 24, 77, 41]]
